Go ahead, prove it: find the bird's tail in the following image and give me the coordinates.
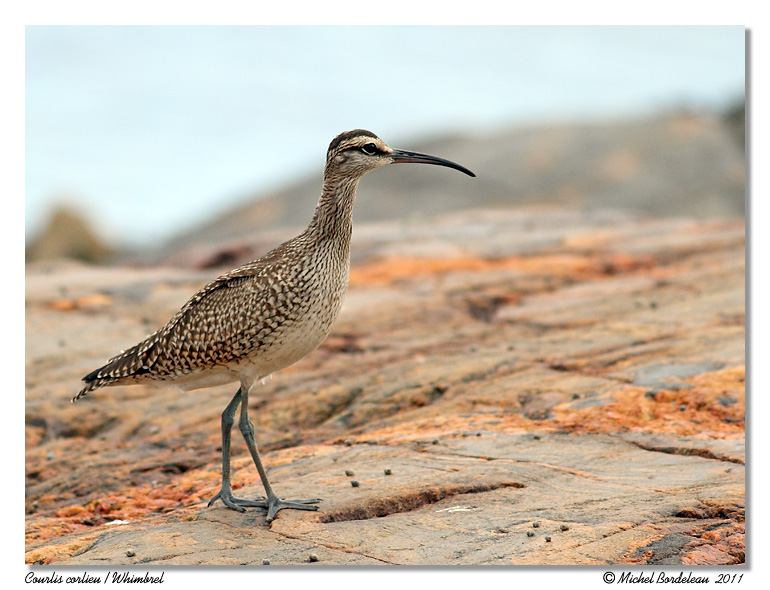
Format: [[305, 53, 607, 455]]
[[72, 379, 101, 402], [73, 340, 154, 402]]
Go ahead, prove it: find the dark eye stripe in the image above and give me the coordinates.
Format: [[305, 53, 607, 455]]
[[341, 142, 380, 155]]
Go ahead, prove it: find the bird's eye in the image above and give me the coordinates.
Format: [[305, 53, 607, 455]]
[[360, 143, 378, 155]]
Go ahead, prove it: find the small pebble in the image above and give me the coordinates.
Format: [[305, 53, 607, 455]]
[[309, 553, 319, 562], [717, 396, 737, 408], [533, 522, 540, 528], [126, 549, 136, 557], [560, 524, 569, 531], [533, 435, 540, 440], [572, 393, 580, 400], [351, 480, 359, 487], [545, 536, 551, 542], [384, 468, 392, 475], [432, 438, 439, 445], [679, 404, 687, 411], [262, 559, 270, 565], [344, 439, 353, 446], [527, 531, 534, 537], [345, 470, 354, 477]]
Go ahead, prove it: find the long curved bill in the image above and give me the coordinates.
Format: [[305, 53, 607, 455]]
[[391, 148, 476, 177]]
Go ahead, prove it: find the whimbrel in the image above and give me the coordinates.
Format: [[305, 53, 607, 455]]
[[74, 129, 475, 522]]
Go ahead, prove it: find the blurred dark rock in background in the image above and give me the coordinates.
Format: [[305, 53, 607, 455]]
[[26, 206, 112, 264], [722, 101, 745, 150], [160, 109, 746, 260]]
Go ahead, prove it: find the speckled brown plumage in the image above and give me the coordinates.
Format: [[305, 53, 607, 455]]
[[73, 129, 474, 522]]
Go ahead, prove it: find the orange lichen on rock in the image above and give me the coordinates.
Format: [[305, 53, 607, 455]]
[[345, 410, 540, 445], [25, 534, 100, 565], [311, 368, 745, 446], [25, 424, 46, 448], [552, 367, 745, 439], [681, 521, 745, 566], [47, 293, 113, 311], [26, 469, 221, 546], [348, 253, 655, 287]]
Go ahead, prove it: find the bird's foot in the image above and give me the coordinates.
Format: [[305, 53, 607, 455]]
[[265, 495, 322, 523], [207, 487, 267, 512], [206, 487, 320, 521]]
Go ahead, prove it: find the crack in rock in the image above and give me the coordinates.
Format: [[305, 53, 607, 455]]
[[269, 527, 399, 564], [318, 481, 524, 523], [624, 439, 744, 465]]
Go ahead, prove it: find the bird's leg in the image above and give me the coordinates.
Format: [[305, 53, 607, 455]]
[[207, 387, 266, 511], [238, 386, 321, 522]]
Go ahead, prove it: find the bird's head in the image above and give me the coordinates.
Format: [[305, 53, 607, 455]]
[[325, 129, 475, 181]]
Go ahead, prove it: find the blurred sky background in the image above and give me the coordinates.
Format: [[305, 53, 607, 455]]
[[25, 25, 745, 248]]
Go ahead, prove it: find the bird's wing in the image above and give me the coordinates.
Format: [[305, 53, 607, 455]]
[[75, 265, 273, 399]]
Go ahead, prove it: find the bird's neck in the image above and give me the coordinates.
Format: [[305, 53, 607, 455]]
[[308, 176, 360, 243]]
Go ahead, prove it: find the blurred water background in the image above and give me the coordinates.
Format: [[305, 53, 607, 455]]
[[25, 25, 745, 256]]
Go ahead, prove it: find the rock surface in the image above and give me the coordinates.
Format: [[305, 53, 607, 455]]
[[25, 207, 745, 565]]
